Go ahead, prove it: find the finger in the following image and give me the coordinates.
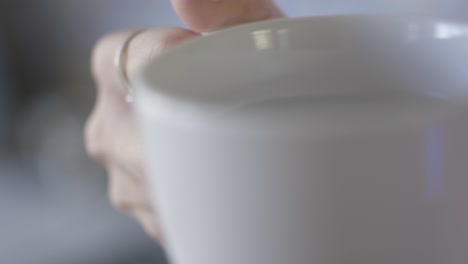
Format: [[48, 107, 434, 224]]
[[125, 28, 200, 83], [91, 28, 198, 93], [87, 28, 198, 164], [171, 0, 285, 33], [87, 28, 199, 247], [88, 28, 198, 147]]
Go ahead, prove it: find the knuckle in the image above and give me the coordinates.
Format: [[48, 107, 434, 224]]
[[91, 33, 117, 77], [91, 28, 196, 80]]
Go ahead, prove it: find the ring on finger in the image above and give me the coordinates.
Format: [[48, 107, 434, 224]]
[[114, 29, 148, 103]]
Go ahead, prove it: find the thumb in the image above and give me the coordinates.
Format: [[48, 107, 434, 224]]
[[171, 0, 285, 33]]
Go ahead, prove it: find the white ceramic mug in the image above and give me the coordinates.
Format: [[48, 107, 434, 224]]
[[135, 15, 468, 264]]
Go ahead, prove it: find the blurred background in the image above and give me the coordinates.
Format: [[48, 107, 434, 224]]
[[0, 0, 466, 264]]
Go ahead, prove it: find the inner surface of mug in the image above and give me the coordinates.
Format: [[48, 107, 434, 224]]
[[138, 15, 468, 109]]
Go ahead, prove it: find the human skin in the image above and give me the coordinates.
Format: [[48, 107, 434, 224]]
[[85, 0, 285, 244]]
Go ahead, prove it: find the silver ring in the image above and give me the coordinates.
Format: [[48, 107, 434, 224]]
[[114, 29, 147, 103]]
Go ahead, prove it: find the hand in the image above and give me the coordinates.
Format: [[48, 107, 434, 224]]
[[85, 0, 284, 244]]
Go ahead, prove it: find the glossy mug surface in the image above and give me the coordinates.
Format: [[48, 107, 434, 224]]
[[136, 15, 468, 264]]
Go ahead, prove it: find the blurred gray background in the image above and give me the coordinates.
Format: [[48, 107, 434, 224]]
[[0, 0, 466, 264]]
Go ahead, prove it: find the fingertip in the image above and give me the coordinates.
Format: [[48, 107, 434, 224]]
[[171, 0, 284, 32]]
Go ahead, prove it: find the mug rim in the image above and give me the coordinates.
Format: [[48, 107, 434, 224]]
[[135, 14, 468, 111]]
